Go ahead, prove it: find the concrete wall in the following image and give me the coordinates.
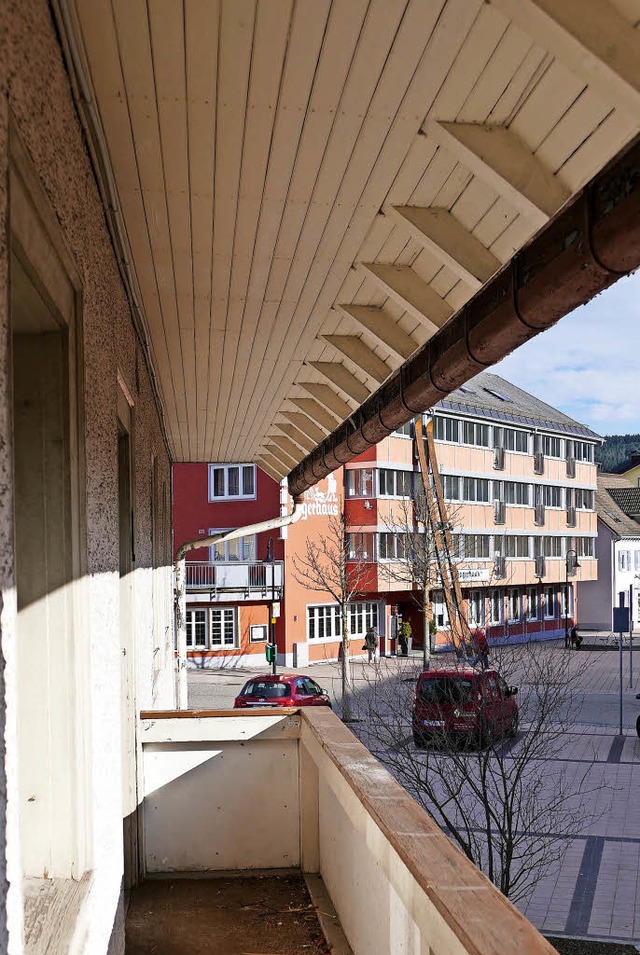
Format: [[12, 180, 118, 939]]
[[0, 1, 174, 951], [139, 709, 554, 955]]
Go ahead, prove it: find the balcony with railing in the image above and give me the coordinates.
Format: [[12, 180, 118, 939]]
[[131, 707, 552, 955], [185, 560, 284, 600]]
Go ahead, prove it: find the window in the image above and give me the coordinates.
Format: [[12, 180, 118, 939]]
[[503, 481, 529, 505], [348, 602, 379, 637], [468, 590, 485, 627], [379, 468, 412, 497], [484, 387, 511, 403], [433, 415, 459, 443], [635, 551, 640, 572], [508, 589, 521, 622], [544, 587, 556, 619], [575, 537, 595, 558], [378, 533, 407, 561], [503, 536, 529, 558], [527, 588, 539, 621], [242, 680, 290, 699], [462, 420, 490, 447], [489, 590, 503, 625], [347, 532, 374, 560], [186, 609, 208, 648], [499, 428, 529, 453], [393, 421, 413, 438], [618, 550, 631, 572], [210, 531, 257, 561], [443, 475, 461, 500], [542, 536, 563, 557], [463, 477, 489, 502], [463, 534, 490, 559], [432, 591, 449, 629], [542, 485, 562, 508], [575, 488, 594, 509], [574, 441, 594, 462], [210, 608, 237, 647], [346, 468, 374, 498], [209, 463, 256, 500], [308, 604, 342, 641], [542, 435, 562, 458]]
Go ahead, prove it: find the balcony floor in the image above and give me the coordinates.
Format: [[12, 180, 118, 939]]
[[125, 871, 338, 955]]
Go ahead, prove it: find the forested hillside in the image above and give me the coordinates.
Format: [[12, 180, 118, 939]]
[[595, 434, 640, 473]]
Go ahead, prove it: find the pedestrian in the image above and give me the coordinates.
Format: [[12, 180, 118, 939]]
[[364, 626, 378, 664], [473, 627, 489, 670]]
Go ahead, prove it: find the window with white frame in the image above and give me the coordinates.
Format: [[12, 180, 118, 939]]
[[574, 441, 594, 462], [618, 550, 632, 571], [495, 427, 528, 453], [209, 464, 256, 501], [378, 468, 412, 497], [347, 532, 374, 560], [541, 536, 563, 558], [443, 475, 461, 500], [544, 586, 556, 618], [574, 537, 595, 558], [210, 531, 257, 561], [503, 481, 530, 505], [378, 533, 407, 561], [462, 420, 490, 448], [346, 468, 374, 498], [542, 435, 563, 458], [503, 536, 529, 558], [542, 485, 562, 508], [348, 602, 379, 637], [575, 488, 595, 509], [210, 608, 237, 648], [432, 591, 449, 629], [463, 534, 491, 559], [393, 421, 413, 438], [508, 589, 521, 622], [433, 415, 459, 443], [468, 590, 485, 627], [186, 609, 208, 648], [463, 477, 490, 502], [635, 551, 640, 572], [527, 588, 539, 620], [308, 604, 342, 641], [489, 589, 503, 626]]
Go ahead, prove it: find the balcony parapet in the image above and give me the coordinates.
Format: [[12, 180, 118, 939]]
[[185, 559, 283, 597], [139, 707, 554, 955]]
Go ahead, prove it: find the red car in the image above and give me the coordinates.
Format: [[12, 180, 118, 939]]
[[233, 674, 332, 709], [412, 667, 518, 748]]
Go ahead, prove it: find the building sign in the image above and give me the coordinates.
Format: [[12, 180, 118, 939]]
[[300, 474, 339, 520], [457, 568, 491, 583]]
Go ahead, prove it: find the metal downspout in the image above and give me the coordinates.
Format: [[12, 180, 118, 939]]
[[174, 498, 304, 709]]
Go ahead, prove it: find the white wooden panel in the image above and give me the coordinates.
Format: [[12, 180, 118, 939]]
[[322, 335, 393, 383], [308, 363, 371, 404], [300, 383, 354, 422]]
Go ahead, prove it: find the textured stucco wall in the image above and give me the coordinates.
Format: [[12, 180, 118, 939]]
[[0, 0, 174, 951]]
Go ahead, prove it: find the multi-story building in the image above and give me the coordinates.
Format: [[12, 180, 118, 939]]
[[176, 372, 600, 664], [579, 473, 640, 631]]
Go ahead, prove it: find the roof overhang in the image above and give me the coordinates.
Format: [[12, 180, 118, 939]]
[[54, 0, 640, 488]]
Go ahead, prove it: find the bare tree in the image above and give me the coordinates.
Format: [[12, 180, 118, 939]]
[[351, 643, 609, 901], [292, 512, 372, 721]]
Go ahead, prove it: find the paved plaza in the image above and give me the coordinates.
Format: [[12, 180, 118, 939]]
[[188, 637, 640, 946]]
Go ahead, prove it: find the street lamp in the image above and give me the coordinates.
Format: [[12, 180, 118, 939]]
[[564, 548, 580, 648]]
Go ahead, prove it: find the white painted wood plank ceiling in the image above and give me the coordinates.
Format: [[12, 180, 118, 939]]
[[63, 0, 640, 477]]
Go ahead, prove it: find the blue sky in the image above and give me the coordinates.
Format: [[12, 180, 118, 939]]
[[493, 271, 640, 438]]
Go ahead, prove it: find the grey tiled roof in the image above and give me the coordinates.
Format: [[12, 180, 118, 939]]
[[597, 474, 640, 538], [607, 485, 640, 516], [434, 371, 601, 440]]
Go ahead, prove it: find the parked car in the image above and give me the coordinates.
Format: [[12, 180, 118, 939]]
[[233, 674, 332, 709], [412, 667, 518, 748]]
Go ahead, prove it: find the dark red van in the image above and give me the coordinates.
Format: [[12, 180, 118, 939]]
[[412, 667, 518, 748]]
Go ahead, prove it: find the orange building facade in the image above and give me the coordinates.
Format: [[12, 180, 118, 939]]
[[175, 373, 600, 667]]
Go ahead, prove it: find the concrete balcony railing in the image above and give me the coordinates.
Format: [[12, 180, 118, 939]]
[[138, 707, 553, 955], [185, 559, 283, 598]]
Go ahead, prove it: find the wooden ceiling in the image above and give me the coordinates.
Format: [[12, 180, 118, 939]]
[[62, 0, 640, 479]]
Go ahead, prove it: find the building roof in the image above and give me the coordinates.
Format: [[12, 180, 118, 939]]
[[435, 371, 601, 440], [596, 474, 640, 539], [607, 485, 640, 517]]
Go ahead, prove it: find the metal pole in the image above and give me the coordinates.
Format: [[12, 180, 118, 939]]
[[630, 583, 634, 689], [619, 619, 624, 737], [564, 557, 570, 648], [271, 554, 277, 676]]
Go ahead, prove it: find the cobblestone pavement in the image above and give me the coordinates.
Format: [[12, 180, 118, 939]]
[[187, 635, 640, 946]]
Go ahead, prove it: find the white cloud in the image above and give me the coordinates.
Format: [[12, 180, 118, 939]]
[[493, 272, 640, 436]]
